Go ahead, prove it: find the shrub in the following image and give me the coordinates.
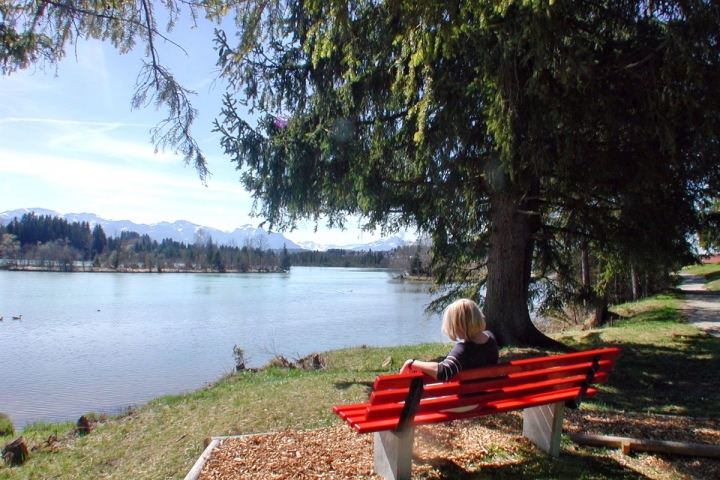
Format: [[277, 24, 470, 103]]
[[233, 345, 247, 370], [0, 413, 15, 437]]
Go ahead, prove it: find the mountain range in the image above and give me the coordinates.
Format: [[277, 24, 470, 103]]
[[0, 208, 407, 252]]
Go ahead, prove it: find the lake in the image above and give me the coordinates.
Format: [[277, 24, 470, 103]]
[[0, 267, 444, 429]]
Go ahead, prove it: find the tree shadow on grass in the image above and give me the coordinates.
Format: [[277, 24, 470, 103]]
[[333, 380, 374, 393], [563, 333, 720, 417], [605, 341, 718, 417]]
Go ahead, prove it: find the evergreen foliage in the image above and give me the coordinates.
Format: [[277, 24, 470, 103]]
[[290, 249, 386, 268], [212, 0, 720, 346], [0, 412, 14, 437], [698, 199, 720, 254], [4, 213, 94, 259], [279, 244, 292, 271]]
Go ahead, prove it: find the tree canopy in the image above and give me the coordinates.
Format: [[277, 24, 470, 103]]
[[213, 0, 720, 346]]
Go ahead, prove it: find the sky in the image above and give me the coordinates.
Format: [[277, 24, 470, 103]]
[[0, 12, 393, 246]]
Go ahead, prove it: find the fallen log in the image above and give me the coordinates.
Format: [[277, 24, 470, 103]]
[[183, 438, 220, 480], [568, 433, 720, 458]]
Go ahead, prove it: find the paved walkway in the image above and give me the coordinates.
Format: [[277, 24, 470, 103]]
[[678, 273, 720, 337]]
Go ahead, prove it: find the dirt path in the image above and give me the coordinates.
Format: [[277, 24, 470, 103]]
[[679, 272, 720, 337]]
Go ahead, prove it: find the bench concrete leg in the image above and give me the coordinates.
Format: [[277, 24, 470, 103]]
[[374, 428, 415, 480], [522, 402, 565, 457]]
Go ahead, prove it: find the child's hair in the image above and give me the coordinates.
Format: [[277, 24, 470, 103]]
[[441, 299, 486, 341]]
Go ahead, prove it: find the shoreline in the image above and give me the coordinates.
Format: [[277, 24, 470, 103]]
[[0, 265, 286, 274]]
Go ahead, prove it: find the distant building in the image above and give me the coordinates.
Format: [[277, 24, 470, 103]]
[[702, 254, 720, 264]]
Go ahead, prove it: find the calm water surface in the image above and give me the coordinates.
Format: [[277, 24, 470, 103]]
[[0, 267, 443, 428]]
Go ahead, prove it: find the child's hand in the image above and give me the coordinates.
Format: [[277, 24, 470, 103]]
[[400, 359, 415, 374]]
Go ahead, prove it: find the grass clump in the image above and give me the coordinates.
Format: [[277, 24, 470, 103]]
[[0, 413, 14, 437]]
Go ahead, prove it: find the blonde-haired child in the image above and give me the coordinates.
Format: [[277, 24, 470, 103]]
[[401, 299, 498, 381]]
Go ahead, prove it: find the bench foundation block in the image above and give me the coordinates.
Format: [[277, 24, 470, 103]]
[[523, 402, 565, 457], [374, 428, 415, 480]]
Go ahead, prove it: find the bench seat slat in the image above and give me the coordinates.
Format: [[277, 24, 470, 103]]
[[332, 402, 370, 415], [347, 387, 598, 434], [333, 404, 370, 422], [364, 372, 609, 421], [411, 387, 598, 426], [369, 359, 615, 405]]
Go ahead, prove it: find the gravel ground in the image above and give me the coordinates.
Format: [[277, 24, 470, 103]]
[[197, 411, 720, 479], [678, 273, 720, 337]]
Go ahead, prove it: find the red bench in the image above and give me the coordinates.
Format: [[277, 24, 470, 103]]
[[333, 347, 621, 480]]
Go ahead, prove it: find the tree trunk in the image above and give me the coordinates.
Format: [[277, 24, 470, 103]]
[[631, 263, 640, 301], [581, 246, 590, 287], [590, 296, 609, 328], [484, 194, 568, 350]]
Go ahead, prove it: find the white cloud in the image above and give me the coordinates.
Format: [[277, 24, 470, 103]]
[[0, 117, 150, 128], [0, 139, 255, 228], [0, 25, 389, 244]]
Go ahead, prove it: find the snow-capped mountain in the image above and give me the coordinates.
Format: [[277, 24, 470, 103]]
[[294, 236, 407, 252], [0, 208, 301, 250], [0, 208, 407, 252]]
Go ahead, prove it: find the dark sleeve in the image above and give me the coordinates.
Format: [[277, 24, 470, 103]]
[[436, 343, 467, 382]]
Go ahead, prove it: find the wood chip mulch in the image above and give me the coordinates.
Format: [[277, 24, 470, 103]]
[[197, 411, 720, 479]]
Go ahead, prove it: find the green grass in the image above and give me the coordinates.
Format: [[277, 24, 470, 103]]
[[1, 293, 718, 479], [559, 293, 720, 417], [0, 414, 14, 437], [706, 269, 720, 291]]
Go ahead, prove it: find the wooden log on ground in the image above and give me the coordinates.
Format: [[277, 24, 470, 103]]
[[184, 438, 220, 480], [568, 433, 720, 458]]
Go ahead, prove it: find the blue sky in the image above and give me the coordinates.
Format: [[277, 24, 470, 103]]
[[0, 14, 392, 246]]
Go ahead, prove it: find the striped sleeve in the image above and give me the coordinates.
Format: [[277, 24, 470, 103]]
[[437, 343, 466, 381]]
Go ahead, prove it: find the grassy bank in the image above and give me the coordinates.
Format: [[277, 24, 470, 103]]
[[1, 294, 719, 479]]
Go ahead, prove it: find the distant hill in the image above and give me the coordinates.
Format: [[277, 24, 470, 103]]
[[0, 208, 407, 252]]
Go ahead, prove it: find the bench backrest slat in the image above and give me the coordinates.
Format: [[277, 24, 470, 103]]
[[452, 347, 619, 382], [371, 347, 620, 393], [369, 358, 615, 405]]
